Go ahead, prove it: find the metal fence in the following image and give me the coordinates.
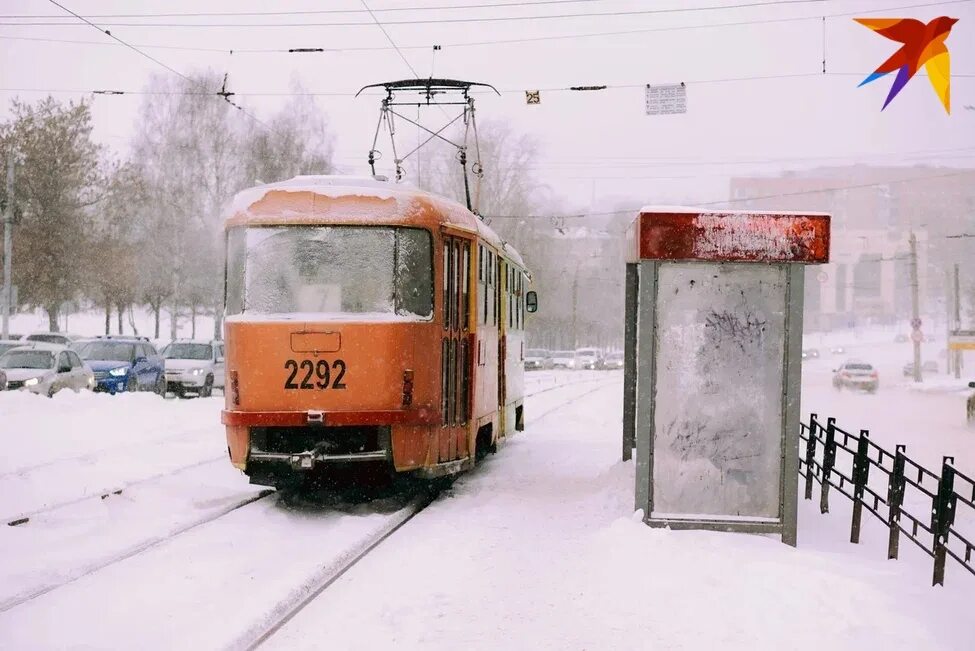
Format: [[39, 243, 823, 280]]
[[799, 413, 975, 586]]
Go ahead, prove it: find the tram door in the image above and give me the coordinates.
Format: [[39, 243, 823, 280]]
[[441, 236, 472, 462]]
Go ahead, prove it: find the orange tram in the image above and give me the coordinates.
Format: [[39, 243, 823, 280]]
[[220, 176, 534, 488]]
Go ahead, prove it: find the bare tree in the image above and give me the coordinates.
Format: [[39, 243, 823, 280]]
[[238, 80, 335, 185], [130, 71, 240, 340], [130, 72, 337, 341]]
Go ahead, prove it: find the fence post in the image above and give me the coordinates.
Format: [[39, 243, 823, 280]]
[[887, 444, 907, 560], [932, 456, 957, 586], [804, 413, 819, 500], [850, 430, 871, 544], [819, 417, 836, 514]]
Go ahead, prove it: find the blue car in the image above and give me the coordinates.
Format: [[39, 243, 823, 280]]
[[75, 337, 166, 395]]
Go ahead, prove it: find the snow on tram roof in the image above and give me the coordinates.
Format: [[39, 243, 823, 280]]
[[226, 175, 527, 269], [227, 175, 408, 215], [638, 204, 830, 216]]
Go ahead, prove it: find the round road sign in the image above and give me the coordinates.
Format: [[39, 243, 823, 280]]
[[911, 317, 922, 329], [911, 330, 924, 343]]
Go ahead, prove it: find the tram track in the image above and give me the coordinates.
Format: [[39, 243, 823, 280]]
[[3, 454, 226, 527], [0, 487, 273, 613], [230, 490, 436, 651], [0, 375, 618, 644], [233, 375, 620, 650]]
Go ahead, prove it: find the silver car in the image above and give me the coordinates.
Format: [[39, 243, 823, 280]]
[[0, 342, 94, 396], [160, 339, 225, 398]]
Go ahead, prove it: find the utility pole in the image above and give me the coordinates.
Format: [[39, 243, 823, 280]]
[[571, 270, 578, 350], [909, 232, 922, 383], [954, 263, 962, 379], [2, 151, 13, 340], [945, 270, 953, 376]]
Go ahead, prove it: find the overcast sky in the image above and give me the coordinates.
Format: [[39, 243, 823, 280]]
[[1, 0, 972, 209]]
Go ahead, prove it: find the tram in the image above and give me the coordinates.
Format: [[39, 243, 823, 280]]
[[220, 175, 534, 488]]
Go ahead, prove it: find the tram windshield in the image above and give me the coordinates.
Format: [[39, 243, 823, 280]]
[[225, 225, 433, 320]]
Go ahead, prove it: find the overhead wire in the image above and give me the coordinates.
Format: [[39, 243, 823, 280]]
[[0, 1, 616, 19], [482, 169, 975, 220], [0, 1, 835, 27], [44, 0, 277, 135], [1, 1, 968, 53], [359, 0, 420, 78], [4, 68, 973, 99]]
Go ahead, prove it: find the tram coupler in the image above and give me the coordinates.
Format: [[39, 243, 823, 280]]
[[307, 410, 325, 426]]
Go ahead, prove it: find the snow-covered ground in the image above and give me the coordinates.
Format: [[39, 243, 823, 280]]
[[0, 336, 972, 649], [7, 306, 216, 345], [264, 377, 973, 651]]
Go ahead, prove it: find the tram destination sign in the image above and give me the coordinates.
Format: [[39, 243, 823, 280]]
[[645, 83, 687, 115]]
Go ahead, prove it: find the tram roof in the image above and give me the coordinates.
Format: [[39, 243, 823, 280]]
[[224, 175, 526, 269]]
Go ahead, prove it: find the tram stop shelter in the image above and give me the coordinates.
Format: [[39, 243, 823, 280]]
[[622, 207, 830, 545]]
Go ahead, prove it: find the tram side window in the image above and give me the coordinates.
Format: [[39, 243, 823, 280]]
[[478, 245, 486, 325], [486, 251, 496, 326], [519, 272, 525, 329], [443, 243, 450, 330], [494, 257, 501, 327], [461, 242, 470, 331]]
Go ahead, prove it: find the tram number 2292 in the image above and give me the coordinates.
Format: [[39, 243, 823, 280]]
[[284, 359, 347, 390]]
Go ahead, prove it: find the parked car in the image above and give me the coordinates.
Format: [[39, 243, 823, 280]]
[[550, 350, 576, 370], [75, 337, 166, 395], [0, 339, 23, 357], [902, 360, 939, 376], [574, 347, 602, 370], [0, 342, 93, 396], [524, 349, 552, 371], [0, 368, 6, 390], [160, 339, 225, 398], [602, 351, 624, 370], [832, 360, 879, 393], [24, 332, 81, 346]]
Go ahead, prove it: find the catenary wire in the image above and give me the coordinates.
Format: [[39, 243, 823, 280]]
[[44, 0, 277, 135], [481, 170, 975, 219], [1, 1, 967, 52], [0, 1, 833, 27]]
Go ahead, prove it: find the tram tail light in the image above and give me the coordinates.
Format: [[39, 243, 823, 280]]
[[402, 369, 414, 407], [230, 370, 240, 406]]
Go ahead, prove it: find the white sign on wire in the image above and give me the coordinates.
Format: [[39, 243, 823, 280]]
[[645, 82, 687, 115]]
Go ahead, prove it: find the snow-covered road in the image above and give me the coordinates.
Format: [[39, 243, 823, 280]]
[[0, 372, 617, 649], [0, 355, 973, 650]]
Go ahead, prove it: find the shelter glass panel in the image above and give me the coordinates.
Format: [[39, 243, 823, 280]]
[[652, 262, 786, 521]]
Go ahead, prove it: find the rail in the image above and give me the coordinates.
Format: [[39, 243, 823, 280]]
[[799, 413, 975, 587]]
